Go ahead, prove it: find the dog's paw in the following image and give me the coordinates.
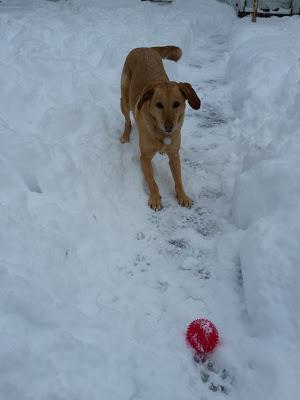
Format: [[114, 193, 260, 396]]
[[148, 193, 162, 211], [177, 192, 193, 208]]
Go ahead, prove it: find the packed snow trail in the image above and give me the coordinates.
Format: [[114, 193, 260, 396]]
[[1, 1, 299, 400]]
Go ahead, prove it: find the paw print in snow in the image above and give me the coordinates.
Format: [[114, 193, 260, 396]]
[[194, 354, 233, 395]]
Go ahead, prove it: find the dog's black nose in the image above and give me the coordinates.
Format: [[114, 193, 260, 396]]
[[164, 125, 173, 133]]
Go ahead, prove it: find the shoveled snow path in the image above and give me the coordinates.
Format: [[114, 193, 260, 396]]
[[0, 1, 247, 399]]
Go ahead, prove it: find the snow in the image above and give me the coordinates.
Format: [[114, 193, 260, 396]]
[[0, 0, 299, 399], [221, 15, 300, 399]]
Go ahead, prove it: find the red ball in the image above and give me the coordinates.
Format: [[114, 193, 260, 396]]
[[186, 319, 219, 354]]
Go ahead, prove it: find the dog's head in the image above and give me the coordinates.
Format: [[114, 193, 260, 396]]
[[137, 81, 201, 134]]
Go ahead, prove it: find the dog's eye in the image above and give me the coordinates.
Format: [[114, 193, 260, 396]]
[[156, 102, 164, 109], [173, 101, 180, 108]]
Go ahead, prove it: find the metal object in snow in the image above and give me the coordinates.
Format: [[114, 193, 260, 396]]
[[237, 0, 300, 17]]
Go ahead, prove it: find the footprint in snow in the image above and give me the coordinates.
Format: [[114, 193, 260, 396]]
[[180, 256, 211, 280], [133, 253, 150, 270], [179, 207, 219, 237], [194, 353, 234, 395], [192, 103, 227, 129]]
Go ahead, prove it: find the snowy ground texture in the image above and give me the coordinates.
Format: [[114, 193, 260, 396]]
[[0, 0, 299, 399]]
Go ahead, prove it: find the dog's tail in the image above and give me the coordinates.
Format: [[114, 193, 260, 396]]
[[151, 45, 182, 62]]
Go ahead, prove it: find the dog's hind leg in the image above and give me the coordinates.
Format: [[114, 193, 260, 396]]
[[120, 67, 132, 143]]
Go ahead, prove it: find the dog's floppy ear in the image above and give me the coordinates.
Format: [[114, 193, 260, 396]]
[[137, 82, 156, 110], [179, 82, 201, 110]]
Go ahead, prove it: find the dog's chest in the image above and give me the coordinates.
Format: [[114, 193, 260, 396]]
[[163, 137, 172, 146], [158, 138, 172, 155]]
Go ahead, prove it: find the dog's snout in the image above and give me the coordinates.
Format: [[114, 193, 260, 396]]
[[164, 122, 174, 133]]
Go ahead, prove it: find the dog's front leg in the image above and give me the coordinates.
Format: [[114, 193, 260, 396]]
[[168, 152, 192, 207], [140, 153, 162, 210]]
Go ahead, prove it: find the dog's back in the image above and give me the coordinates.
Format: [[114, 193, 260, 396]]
[[121, 46, 182, 110]]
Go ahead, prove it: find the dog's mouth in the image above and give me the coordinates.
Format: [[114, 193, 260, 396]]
[[160, 125, 176, 135]]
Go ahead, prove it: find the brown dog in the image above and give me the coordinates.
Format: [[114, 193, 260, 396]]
[[120, 46, 201, 210]]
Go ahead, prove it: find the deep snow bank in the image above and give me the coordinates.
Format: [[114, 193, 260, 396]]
[[224, 16, 300, 400]]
